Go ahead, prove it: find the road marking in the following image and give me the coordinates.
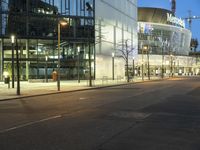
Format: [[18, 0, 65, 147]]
[[0, 115, 62, 134]]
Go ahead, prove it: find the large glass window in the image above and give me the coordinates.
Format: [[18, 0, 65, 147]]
[[0, 0, 95, 39], [138, 22, 191, 56], [0, 0, 95, 80]]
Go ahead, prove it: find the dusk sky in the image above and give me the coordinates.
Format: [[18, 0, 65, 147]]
[[138, 0, 200, 50]]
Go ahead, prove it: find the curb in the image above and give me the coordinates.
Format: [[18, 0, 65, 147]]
[[0, 78, 168, 102], [0, 82, 134, 102]]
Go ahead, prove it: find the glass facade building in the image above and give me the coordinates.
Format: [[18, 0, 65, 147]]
[[138, 22, 191, 56], [138, 7, 191, 56], [0, 0, 95, 80], [136, 7, 199, 76], [0, 0, 138, 81]]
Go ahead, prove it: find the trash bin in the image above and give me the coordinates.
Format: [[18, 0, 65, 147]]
[[52, 71, 57, 81], [4, 76, 10, 84]]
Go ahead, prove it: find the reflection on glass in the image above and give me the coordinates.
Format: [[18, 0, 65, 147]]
[[138, 22, 191, 56]]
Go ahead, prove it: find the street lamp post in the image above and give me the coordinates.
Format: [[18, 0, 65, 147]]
[[57, 20, 68, 91], [173, 60, 176, 76], [85, 2, 93, 87], [77, 46, 80, 83], [132, 57, 135, 79], [161, 42, 164, 79], [142, 48, 144, 81], [170, 54, 173, 77], [57, 23, 61, 91], [16, 38, 20, 95], [142, 45, 148, 81], [147, 49, 150, 80], [11, 35, 15, 88], [112, 52, 115, 80], [45, 55, 48, 83], [88, 42, 92, 87]]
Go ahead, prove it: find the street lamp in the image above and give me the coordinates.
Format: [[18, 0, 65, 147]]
[[45, 55, 48, 83], [85, 3, 93, 87], [77, 46, 80, 83], [147, 48, 150, 80], [57, 20, 68, 91], [161, 42, 164, 79], [15, 37, 20, 95], [11, 35, 15, 88], [142, 45, 148, 81], [112, 52, 115, 80], [173, 60, 176, 76], [143, 45, 150, 80], [170, 54, 173, 77], [132, 56, 135, 79]]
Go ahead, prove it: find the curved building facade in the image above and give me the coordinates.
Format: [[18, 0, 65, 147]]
[[138, 7, 191, 56], [137, 7, 199, 76], [138, 22, 191, 56]]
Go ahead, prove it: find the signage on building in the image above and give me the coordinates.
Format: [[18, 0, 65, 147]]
[[167, 13, 185, 28]]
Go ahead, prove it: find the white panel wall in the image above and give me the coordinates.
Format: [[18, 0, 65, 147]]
[[95, 0, 138, 79]]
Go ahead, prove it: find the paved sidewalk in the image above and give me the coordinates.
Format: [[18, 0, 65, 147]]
[[0, 77, 162, 101]]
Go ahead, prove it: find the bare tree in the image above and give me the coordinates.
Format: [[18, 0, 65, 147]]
[[116, 39, 136, 82], [95, 22, 108, 46]]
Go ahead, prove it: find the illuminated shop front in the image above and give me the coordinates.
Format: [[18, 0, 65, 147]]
[[137, 7, 199, 76]]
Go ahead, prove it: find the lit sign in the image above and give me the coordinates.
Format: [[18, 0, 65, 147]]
[[167, 13, 185, 28]]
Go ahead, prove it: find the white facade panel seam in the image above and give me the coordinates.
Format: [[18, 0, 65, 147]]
[[100, 0, 137, 22], [127, 0, 137, 7]]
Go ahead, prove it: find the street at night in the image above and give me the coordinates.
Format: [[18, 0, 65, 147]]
[[0, 77, 200, 150]]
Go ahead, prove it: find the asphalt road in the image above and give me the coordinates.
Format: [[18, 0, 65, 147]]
[[0, 77, 200, 150]]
